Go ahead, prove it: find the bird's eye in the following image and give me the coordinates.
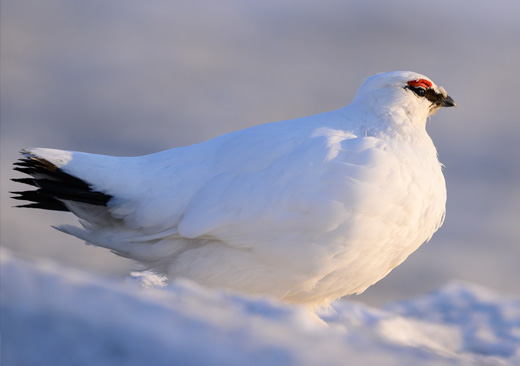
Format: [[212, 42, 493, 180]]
[[410, 86, 426, 97]]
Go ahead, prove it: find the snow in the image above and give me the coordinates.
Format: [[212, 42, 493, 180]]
[[2, 249, 519, 366]]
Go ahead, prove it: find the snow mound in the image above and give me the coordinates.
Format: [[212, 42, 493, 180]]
[[1, 249, 519, 366]]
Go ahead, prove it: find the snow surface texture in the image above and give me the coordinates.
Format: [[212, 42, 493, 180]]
[[2, 249, 519, 366]]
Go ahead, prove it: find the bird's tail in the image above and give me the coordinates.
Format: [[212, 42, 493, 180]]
[[11, 149, 112, 212], [10, 149, 182, 263]]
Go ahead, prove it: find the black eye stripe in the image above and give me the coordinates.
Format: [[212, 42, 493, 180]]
[[406, 85, 426, 97], [424, 89, 446, 104], [405, 86, 445, 104]]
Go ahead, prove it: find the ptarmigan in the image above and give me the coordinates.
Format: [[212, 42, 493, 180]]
[[12, 71, 455, 308]]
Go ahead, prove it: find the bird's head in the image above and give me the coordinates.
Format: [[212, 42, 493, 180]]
[[351, 71, 456, 124]]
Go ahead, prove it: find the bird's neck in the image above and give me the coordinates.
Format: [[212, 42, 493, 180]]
[[339, 103, 432, 145]]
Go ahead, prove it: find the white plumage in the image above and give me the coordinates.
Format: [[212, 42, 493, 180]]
[[13, 71, 455, 308]]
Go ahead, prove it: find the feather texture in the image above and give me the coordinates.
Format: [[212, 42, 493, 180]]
[[12, 71, 454, 308]]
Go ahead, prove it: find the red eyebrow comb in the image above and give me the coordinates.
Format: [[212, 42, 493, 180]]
[[407, 79, 432, 88]]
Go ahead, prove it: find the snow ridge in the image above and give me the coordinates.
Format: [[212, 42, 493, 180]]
[[1, 250, 519, 366]]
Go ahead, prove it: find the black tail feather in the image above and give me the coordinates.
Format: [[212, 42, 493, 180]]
[[11, 188, 69, 211], [12, 177, 39, 187], [11, 152, 112, 212]]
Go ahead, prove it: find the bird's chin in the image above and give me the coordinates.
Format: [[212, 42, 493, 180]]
[[429, 104, 442, 115]]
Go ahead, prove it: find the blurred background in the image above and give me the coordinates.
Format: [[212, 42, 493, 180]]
[[1, 0, 519, 306]]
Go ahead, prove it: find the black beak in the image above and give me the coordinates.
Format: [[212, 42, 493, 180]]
[[440, 95, 456, 108]]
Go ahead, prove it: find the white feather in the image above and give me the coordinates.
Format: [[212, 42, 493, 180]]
[[23, 71, 452, 308]]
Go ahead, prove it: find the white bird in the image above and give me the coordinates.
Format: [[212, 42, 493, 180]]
[[12, 71, 455, 309]]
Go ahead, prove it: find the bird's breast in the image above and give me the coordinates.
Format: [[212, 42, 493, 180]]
[[295, 136, 447, 300]]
